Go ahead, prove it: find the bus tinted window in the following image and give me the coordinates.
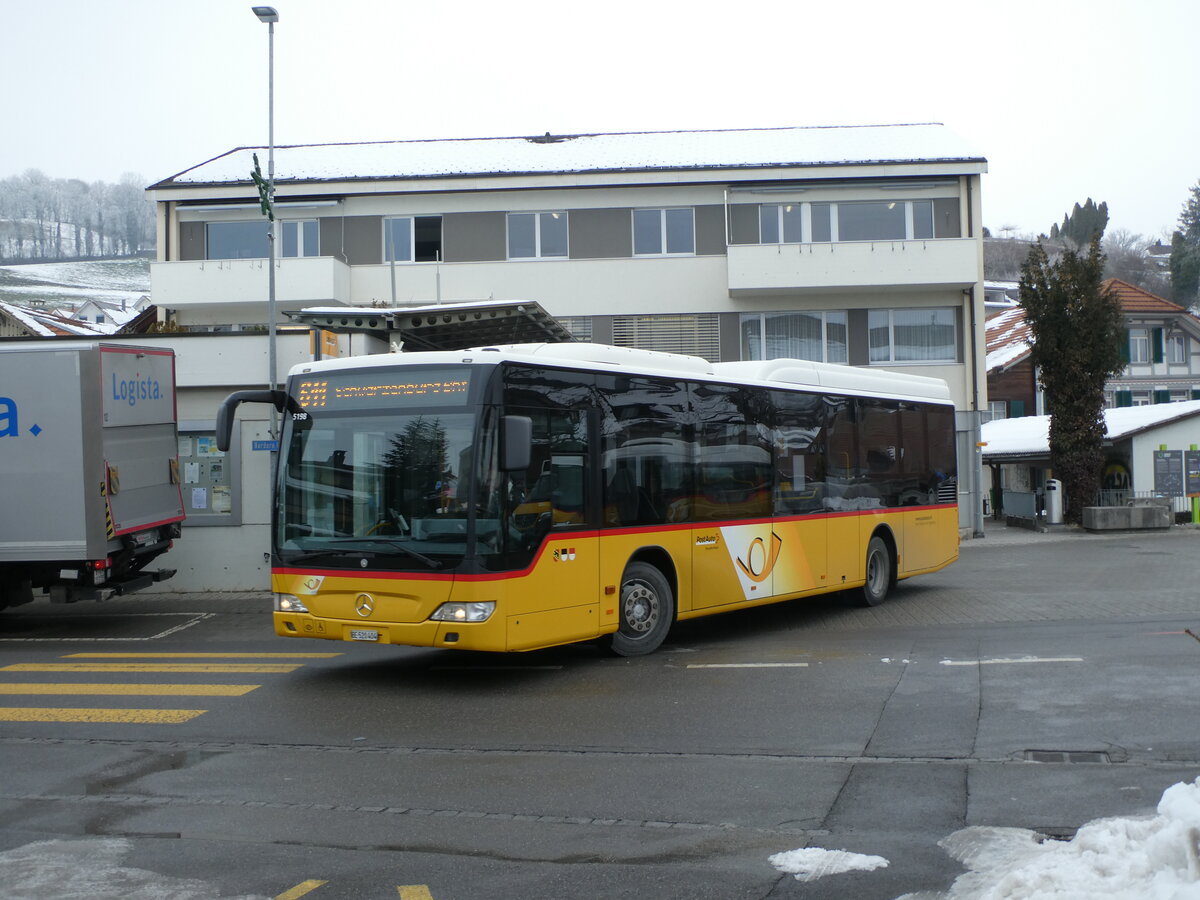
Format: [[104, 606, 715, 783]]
[[692, 383, 772, 521], [926, 404, 959, 503], [597, 375, 691, 526], [770, 390, 826, 515]]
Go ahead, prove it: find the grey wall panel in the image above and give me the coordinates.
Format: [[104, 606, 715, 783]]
[[695, 205, 727, 256], [729, 204, 759, 245], [848, 308, 870, 366], [444, 212, 506, 262], [718, 312, 741, 361], [589, 316, 614, 345], [180, 222, 205, 261], [569, 209, 632, 259], [320, 216, 382, 265]]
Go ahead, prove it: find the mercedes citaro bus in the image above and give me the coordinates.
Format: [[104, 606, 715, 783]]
[[218, 342, 958, 656]]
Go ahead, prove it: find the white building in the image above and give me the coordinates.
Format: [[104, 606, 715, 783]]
[[144, 124, 990, 590]]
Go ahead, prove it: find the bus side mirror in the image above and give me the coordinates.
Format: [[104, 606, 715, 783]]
[[501, 415, 532, 472], [216, 389, 301, 452]]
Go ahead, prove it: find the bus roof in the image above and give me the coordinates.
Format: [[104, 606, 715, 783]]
[[289, 342, 953, 405]]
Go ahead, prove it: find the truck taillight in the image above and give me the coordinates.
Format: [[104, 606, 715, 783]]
[[92, 559, 112, 570]]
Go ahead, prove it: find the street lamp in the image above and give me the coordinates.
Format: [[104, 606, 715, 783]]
[[252, 5, 278, 439]]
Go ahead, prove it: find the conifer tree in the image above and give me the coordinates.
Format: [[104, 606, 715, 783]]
[[1019, 238, 1125, 523], [1169, 180, 1200, 306]]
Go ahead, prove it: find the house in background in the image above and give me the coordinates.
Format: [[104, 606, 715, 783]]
[[985, 304, 1041, 422], [138, 123, 990, 589], [1104, 279, 1200, 406], [0, 301, 106, 338], [982, 401, 1200, 522], [74, 295, 153, 333], [983, 278, 1200, 423]]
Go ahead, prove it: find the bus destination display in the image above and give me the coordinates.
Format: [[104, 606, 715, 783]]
[[296, 369, 471, 410]]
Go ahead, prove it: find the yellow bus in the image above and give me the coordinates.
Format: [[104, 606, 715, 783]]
[[218, 343, 958, 656]]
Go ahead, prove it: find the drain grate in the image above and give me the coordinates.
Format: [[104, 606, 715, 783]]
[[1024, 750, 1110, 764]]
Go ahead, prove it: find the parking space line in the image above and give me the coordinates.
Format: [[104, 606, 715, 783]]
[[686, 662, 809, 669], [0, 612, 214, 642], [0, 683, 259, 696], [3, 662, 303, 673], [939, 657, 1084, 666], [398, 887, 435, 900], [0, 706, 205, 724]]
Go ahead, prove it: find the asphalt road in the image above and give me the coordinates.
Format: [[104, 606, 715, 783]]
[[1, 524, 1198, 899]]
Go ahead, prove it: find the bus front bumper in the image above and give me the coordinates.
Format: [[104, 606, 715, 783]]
[[273, 611, 506, 651]]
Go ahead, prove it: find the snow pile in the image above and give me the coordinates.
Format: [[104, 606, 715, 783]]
[[903, 777, 1200, 900], [769, 846, 889, 882]]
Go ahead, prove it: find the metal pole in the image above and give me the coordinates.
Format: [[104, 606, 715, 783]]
[[266, 17, 278, 440]]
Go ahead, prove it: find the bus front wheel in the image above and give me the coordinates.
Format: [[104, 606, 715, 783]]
[[858, 536, 892, 607], [610, 562, 674, 657]]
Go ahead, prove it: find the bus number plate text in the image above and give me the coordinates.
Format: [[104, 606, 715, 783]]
[[350, 629, 380, 642]]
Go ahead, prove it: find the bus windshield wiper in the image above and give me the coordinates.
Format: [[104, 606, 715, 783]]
[[322, 538, 443, 569]]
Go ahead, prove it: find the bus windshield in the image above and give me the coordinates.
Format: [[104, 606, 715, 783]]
[[277, 410, 478, 568]]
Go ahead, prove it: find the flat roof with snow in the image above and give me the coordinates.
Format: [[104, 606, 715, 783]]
[[152, 123, 987, 188]]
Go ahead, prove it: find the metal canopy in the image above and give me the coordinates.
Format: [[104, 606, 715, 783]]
[[286, 300, 575, 351]]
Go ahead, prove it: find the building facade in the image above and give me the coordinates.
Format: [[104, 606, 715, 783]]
[[145, 125, 990, 589]]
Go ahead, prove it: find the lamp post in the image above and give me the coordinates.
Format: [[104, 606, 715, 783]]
[[252, 5, 279, 439]]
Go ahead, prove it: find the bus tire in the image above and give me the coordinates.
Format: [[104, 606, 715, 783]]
[[610, 561, 674, 657], [857, 535, 891, 607]]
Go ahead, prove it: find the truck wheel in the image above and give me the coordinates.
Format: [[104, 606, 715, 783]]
[[857, 536, 891, 607], [610, 562, 674, 657]]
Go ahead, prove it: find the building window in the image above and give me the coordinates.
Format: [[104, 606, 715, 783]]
[[204, 220, 317, 260], [868, 308, 957, 363], [761, 198, 957, 245], [206, 221, 269, 259], [740, 311, 848, 364], [837, 201, 907, 242], [633, 208, 694, 256], [987, 400, 1007, 421], [384, 216, 443, 262], [507, 212, 568, 259], [612, 313, 719, 360], [759, 204, 803, 243], [1128, 329, 1150, 364], [554, 316, 592, 341], [1168, 334, 1187, 364], [281, 220, 319, 258]]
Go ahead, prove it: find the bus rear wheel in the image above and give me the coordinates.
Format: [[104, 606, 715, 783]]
[[610, 562, 674, 657], [858, 536, 892, 607]]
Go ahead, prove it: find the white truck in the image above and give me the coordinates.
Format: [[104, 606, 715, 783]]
[[0, 342, 185, 610]]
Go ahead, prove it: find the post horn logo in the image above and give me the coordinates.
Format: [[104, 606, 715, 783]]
[[735, 532, 783, 583], [355, 593, 375, 618]]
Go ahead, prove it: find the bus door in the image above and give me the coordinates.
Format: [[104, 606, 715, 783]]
[[690, 385, 775, 610], [497, 387, 598, 649], [768, 388, 830, 598]]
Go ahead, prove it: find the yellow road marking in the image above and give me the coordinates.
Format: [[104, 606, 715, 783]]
[[65, 652, 342, 659], [2, 663, 302, 673], [0, 683, 259, 696], [275, 880, 328, 900], [398, 888, 434, 900], [0, 707, 205, 723]]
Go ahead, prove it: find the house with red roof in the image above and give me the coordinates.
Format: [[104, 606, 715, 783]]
[[1104, 279, 1200, 406]]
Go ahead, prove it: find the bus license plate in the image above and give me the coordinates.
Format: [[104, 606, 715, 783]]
[[350, 629, 380, 642]]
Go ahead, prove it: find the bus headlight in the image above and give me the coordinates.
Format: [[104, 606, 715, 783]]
[[430, 601, 495, 623], [275, 593, 309, 613]]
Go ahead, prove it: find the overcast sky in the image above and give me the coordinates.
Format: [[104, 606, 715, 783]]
[[4, 0, 1197, 240]]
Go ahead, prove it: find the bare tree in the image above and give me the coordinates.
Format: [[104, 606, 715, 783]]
[[1102, 229, 1171, 297]]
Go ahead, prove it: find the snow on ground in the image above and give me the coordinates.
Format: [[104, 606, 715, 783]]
[[771, 777, 1200, 898], [770, 847, 889, 881], [0, 259, 149, 309]]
